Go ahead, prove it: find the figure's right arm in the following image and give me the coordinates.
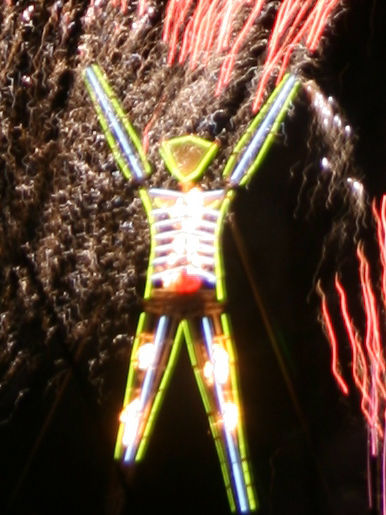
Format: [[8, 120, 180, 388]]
[[84, 64, 151, 182]]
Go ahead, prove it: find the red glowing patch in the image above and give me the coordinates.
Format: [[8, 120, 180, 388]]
[[174, 269, 203, 293]]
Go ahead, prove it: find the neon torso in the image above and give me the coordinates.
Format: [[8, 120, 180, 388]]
[[147, 186, 225, 293]]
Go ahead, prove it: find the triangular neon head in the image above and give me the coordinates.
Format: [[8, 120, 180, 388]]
[[159, 135, 218, 183]]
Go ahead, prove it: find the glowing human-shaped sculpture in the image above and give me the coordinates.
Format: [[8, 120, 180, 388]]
[[84, 64, 299, 513]]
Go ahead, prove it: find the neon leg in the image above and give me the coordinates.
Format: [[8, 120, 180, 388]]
[[114, 313, 182, 463], [184, 314, 257, 513]]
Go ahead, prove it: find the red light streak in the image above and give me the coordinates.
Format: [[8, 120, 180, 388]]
[[105, 0, 342, 110], [306, 0, 340, 51], [357, 243, 386, 452], [319, 198, 385, 463], [357, 244, 385, 387], [141, 96, 166, 154], [190, 0, 216, 69], [138, 0, 148, 17], [215, 0, 242, 53], [373, 195, 386, 309], [109, 0, 342, 109], [334, 275, 376, 430], [318, 283, 349, 395], [179, 16, 195, 64], [253, 0, 338, 110], [216, 0, 265, 94]]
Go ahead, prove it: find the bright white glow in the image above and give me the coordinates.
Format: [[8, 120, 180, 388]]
[[333, 114, 342, 128], [137, 343, 156, 370], [22, 5, 34, 22], [120, 398, 141, 447], [213, 345, 230, 384], [203, 345, 229, 384], [150, 187, 222, 288], [347, 177, 364, 196], [222, 402, 239, 432], [321, 157, 329, 170], [352, 181, 364, 194], [203, 361, 214, 382]]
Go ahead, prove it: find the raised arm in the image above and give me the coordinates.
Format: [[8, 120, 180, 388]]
[[223, 74, 300, 188], [84, 64, 151, 182]]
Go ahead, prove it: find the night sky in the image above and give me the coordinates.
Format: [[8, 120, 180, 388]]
[[1, 1, 386, 515]]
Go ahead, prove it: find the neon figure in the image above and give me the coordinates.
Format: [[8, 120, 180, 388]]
[[84, 64, 299, 513]]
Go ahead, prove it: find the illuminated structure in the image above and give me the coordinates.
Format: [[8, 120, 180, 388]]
[[84, 64, 299, 513]]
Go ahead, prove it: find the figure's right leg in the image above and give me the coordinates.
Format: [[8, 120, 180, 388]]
[[183, 314, 257, 513], [114, 312, 182, 463]]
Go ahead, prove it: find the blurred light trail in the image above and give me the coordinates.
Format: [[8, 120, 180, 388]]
[[320, 197, 386, 513], [318, 282, 349, 395], [373, 195, 386, 309], [334, 275, 374, 429]]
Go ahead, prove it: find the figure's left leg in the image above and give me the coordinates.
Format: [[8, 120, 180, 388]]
[[114, 313, 183, 463], [183, 313, 257, 513]]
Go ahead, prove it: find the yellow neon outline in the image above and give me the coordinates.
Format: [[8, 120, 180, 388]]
[[215, 191, 234, 302], [159, 135, 219, 183], [221, 313, 258, 510], [240, 80, 299, 187], [183, 320, 237, 512], [223, 73, 291, 178], [139, 188, 155, 299], [114, 311, 148, 459], [135, 321, 184, 461], [222, 74, 299, 189], [88, 64, 151, 178]]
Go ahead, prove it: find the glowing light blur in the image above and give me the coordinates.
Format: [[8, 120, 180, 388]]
[[137, 343, 156, 370], [120, 398, 141, 447], [223, 402, 239, 432]]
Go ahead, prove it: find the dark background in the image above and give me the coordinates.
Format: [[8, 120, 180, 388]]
[[1, 1, 385, 514]]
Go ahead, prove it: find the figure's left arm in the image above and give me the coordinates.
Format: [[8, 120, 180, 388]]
[[223, 74, 300, 188]]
